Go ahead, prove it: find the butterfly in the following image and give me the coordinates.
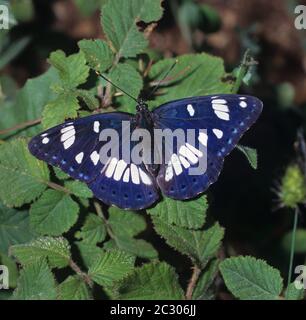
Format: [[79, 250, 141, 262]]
[[28, 94, 263, 210]]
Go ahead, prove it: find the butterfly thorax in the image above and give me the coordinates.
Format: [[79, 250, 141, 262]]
[[135, 101, 155, 129]]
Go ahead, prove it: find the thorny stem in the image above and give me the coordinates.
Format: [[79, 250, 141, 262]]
[[0, 118, 41, 136], [69, 259, 94, 288], [287, 206, 299, 286], [231, 49, 258, 94], [185, 265, 201, 300]]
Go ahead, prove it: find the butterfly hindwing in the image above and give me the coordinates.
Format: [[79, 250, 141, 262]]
[[152, 94, 263, 199]]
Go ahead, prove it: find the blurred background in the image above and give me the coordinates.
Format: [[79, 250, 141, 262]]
[[1, 0, 306, 288]]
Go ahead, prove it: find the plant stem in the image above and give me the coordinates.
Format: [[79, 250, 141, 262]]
[[46, 181, 71, 194], [287, 207, 299, 286], [69, 259, 93, 288], [231, 49, 257, 94], [0, 118, 41, 135], [185, 265, 201, 300]]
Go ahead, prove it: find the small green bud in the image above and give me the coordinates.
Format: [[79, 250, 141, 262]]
[[279, 165, 306, 209]]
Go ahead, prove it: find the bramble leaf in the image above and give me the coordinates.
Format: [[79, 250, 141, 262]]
[[147, 196, 207, 229], [11, 236, 71, 268], [116, 262, 184, 300], [285, 282, 305, 300], [102, 0, 164, 59], [89, 249, 135, 287], [48, 50, 90, 89], [109, 63, 143, 99], [42, 93, 79, 129], [0, 67, 59, 139], [149, 53, 233, 108], [30, 190, 79, 236], [237, 145, 258, 170], [219, 256, 283, 300], [58, 275, 91, 300], [107, 207, 158, 259], [0, 139, 49, 207], [75, 213, 107, 245], [78, 39, 113, 73], [64, 180, 93, 199], [13, 259, 57, 300], [153, 217, 224, 268], [0, 203, 35, 255]]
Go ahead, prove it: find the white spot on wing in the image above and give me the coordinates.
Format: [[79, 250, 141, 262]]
[[187, 104, 195, 116], [171, 154, 183, 175], [42, 137, 49, 144], [131, 164, 140, 184], [165, 163, 173, 182], [198, 132, 208, 147], [41, 133, 48, 137], [186, 143, 203, 157], [63, 136, 75, 149], [61, 125, 74, 134], [213, 129, 223, 139], [90, 151, 100, 165], [123, 168, 130, 182], [212, 104, 229, 112], [105, 157, 118, 178], [214, 111, 229, 121], [239, 101, 247, 108], [93, 121, 100, 133], [113, 160, 127, 181], [61, 129, 76, 142], [179, 156, 190, 169], [179, 145, 198, 164], [212, 99, 227, 104], [75, 152, 84, 164], [139, 168, 152, 185]]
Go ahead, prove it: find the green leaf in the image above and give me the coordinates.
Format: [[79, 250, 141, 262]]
[[0, 67, 59, 139], [42, 93, 79, 129], [11, 237, 71, 268], [76, 89, 99, 110], [0, 203, 35, 255], [30, 190, 79, 236], [74, 0, 107, 16], [48, 50, 89, 89], [153, 217, 224, 268], [282, 229, 306, 254], [76, 241, 104, 268], [108, 63, 143, 99], [75, 214, 106, 245], [58, 275, 91, 300], [116, 262, 184, 300], [13, 259, 57, 300], [102, 0, 164, 59], [78, 39, 113, 73], [0, 253, 19, 288], [107, 207, 158, 259], [0, 139, 49, 207], [89, 250, 135, 287], [219, 256, 283, 300], [285, 282, 305, 300], [53, 167, 70, 180], [147, 196, 207, 229], [236, 145, 258, 170], [149, 53, 233, 107], [64, 180, 93, 199], [192, 259, 219, 300]]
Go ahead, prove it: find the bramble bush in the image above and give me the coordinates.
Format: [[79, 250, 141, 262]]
[[0, 0, 304, 300]]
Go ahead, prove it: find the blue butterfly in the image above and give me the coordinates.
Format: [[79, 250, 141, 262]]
[[28, 94, 263, 210]]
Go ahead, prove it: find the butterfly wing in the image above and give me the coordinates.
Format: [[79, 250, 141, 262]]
[[152, 94, 263, 199], [28, 113, 159, 210]]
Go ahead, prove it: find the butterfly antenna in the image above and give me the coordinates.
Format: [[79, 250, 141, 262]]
[[96, 71, 139, 104], [149, 59, 178, 99]]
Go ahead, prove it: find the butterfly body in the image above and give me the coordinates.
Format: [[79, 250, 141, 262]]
[[29, 94, 263, 210]]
